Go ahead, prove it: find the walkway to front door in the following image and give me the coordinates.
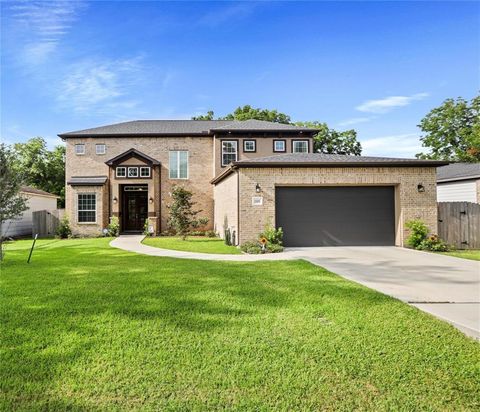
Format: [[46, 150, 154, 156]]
[[122, 185, 148, 232]]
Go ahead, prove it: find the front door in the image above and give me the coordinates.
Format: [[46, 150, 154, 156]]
[[122, 186, 148, 232]]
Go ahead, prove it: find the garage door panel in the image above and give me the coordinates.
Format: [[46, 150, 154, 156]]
[[276, 186, 395, 247]]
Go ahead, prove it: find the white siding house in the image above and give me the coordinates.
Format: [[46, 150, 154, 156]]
[[437, 163, 480, 203], [1, 187, 59, 238]]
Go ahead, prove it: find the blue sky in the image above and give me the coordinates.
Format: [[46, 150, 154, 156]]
[[1, 1, 478, 157]]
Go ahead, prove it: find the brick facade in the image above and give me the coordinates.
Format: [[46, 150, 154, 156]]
[[215, 166, 438, 247]]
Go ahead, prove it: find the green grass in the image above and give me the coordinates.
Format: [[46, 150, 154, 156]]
[[1, 238, 479, 411], [143, 236, 241, 254], [441, 249, 480, 261]]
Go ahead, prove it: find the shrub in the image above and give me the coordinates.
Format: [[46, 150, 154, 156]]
[[267, 243, 284, 253], [56, 215, 72, 239], [224, 228, 232, 246], [405, 220, 429, 249], [418, 235, 449, 252], [107, 216, 120, 237], [205, 230, 217, 238], [240, 241, 263, 254], [260, 224, 283, 245], [143, 219, 154, 236]]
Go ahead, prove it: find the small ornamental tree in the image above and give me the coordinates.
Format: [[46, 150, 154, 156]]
[[0, 144, 28, 260], [167, 186, 203, 240]]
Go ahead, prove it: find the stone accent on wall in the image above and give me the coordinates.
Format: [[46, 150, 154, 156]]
[[233, 166, 438, 246]]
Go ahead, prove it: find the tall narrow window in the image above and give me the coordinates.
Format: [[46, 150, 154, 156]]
[[169, 151, 188, 179], [75, 144, 85, 155], [221, 141, 238, 166], [292, 140, 309, 153], [78, 194, 96, 223]]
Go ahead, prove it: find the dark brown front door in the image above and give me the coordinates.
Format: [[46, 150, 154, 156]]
[[122, 186, 148, 232]]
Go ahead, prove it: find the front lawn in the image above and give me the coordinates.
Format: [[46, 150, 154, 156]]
[[441, 249, 480, 261], [1, 238, 479, 410], [143, 235, 241, 254]]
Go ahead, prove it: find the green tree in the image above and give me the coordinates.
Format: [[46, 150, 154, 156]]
[[167, 186, 202, 240], [295, 121, 362, 155], [192, 105, 291, 124], [12, 137, 65, 206], [0, 144, 28, 258], [416, 95, 480, 162]]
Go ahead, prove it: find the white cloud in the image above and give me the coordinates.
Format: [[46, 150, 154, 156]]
[[337, 117, 373, 127], [356, 93, 429, 114], [361, 133, 423, 158], [57, 57, 144, 114], [8, 1, 86, 64]]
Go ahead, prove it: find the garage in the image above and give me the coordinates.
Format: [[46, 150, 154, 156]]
[[275, 186, 395, 247]]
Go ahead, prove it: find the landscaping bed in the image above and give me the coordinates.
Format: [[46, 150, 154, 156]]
[[1, 238, 479, 410]]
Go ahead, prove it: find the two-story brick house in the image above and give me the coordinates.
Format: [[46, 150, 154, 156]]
[[60, 119, 447, 247]]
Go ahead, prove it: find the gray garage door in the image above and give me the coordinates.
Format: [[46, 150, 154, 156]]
[[275, 186, 395, 247]]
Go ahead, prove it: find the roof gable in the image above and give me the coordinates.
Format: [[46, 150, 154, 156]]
[[105, 148, 161, 166]]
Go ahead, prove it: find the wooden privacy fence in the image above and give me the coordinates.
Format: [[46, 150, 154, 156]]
[[438, 202, 480, 249], [32, 210, 60, 238]]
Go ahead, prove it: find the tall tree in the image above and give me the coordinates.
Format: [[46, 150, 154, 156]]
[[192, 105, 291, 124], [416, 95, 480, 162], [12, 138, 65, 206], [295, 121, 362, 155], [0, 144, 28, 258]]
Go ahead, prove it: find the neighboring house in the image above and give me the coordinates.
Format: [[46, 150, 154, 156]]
[[437, 163, 480, 203], [1, 186, 59, 238], [59, 119, 447, 247]]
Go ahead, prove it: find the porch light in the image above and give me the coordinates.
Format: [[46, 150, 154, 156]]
[[417, 184, 425, 193], [113, 196, 118, 204], [255, 183, 261, 193], [149, 196, 154, 204]]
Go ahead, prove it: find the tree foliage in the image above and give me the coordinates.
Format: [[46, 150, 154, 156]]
[[167, 186, 202, 240], [295, 121, 362, 155], [416, 95, 480, 162], [192, 105, 291, 124], [0, 144, 28, 256], [11, 137, 66, 206]]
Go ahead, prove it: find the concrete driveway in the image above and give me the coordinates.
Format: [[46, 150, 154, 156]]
[[289, 247, 480, 339]]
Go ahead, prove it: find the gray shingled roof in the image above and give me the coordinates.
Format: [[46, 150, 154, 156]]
[[67, 176, 108, 186], [437, 163, 480, 182], [21, 186, 59, 198], [59, 119, 314, 137], [233, 153, 449, 166]]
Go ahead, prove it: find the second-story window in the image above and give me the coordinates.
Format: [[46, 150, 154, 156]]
[[140, 166, 151, 177], [221, 141, 238, 166], [292, 140, 309, 153], [273, 140, 286, 152], [169, 151, 188, 179], [75, 144, 85, 155], [96, 144, 106, 155], [243, 140, 256, 152], [116, 167, 126, 177]]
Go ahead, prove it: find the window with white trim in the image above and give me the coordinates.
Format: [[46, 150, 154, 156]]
[[128, 167, 139, 177], [78, 194, 96, 223], [96, 144, 106, 155], [243, 140, 256, 152], [273, 140, 286, 152], [116, 167, 126, 178], [140, 166, 151, 177], [169, 151, 188, 179], [75, 144, 85, 155], [293, 140, 309, 153], [221, 141, 238, 166]]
